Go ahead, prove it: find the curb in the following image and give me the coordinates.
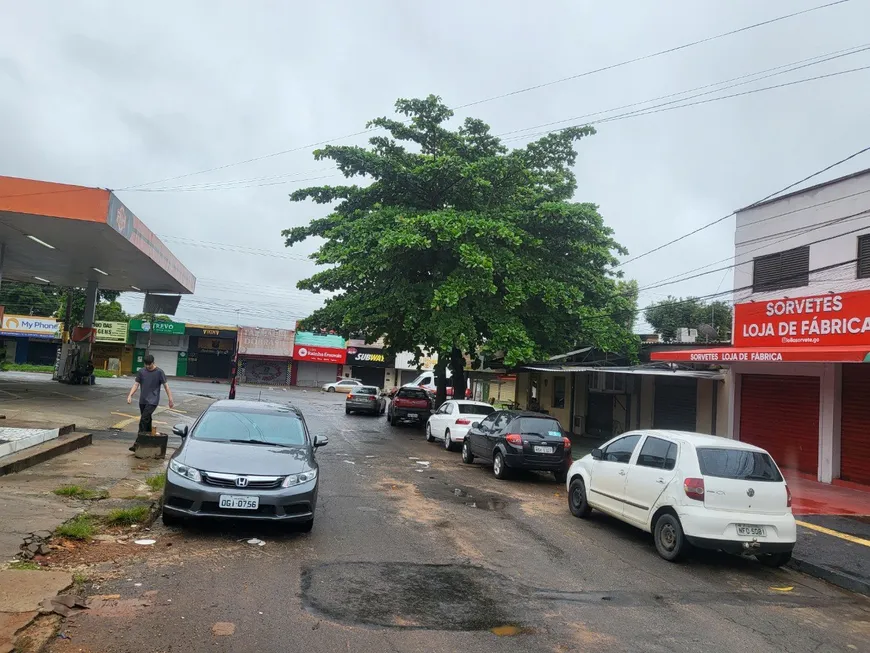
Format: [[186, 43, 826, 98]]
[[789, 556, 870, 597], [0, 432, 92, 476]]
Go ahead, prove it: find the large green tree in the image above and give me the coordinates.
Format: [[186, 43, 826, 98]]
[[284, 95, 638, 399], [0, 282, 128, 326], [644, 296, 732, 342]]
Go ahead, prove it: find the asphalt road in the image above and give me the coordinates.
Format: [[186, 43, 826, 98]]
[[46, 387, 870, 653]]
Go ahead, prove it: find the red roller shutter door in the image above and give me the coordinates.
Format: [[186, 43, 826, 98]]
[[840, 365, 870, 486], [739, 375, 820, 476]]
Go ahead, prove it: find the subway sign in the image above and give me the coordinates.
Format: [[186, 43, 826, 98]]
[[346, 347, 392, 368]]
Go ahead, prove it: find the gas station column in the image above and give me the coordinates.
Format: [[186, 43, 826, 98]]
[[83, 280, 99, 328]]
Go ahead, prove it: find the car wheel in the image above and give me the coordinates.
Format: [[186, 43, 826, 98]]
[[568, 478, 592, 518], [493, 451, 510, 480], [327, 387, 335, 393], [443, 429, 455, 451], [297, 518, 314, 533], [553, 469, 568, 483], [756, 551, 792, 568], [425, 423, 435, 442], [390, 413, 400, 427], [345, 407, 351, 415], [461, 440, 474, 464], [162, 510, 183, 528], [654, 513, 689, 562]]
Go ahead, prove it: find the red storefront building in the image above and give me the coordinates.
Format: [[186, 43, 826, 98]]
[[653, 168, 870, 488]]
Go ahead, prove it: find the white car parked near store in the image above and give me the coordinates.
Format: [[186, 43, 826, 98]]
[[322, 379, 363, 393], [425, 400, 495, 451], [566, 430, 796, 565]]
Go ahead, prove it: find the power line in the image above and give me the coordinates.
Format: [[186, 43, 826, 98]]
[[618, 143, 870, 267], [119, 0, 851, 190]]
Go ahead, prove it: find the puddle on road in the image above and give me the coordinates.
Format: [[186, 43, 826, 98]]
[[419, 483, 509, 512]]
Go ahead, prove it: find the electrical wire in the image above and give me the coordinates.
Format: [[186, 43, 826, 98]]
[[119, 0, 852, 190]]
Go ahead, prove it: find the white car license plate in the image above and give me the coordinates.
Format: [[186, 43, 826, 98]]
[[219, 495, 259, 510], [534, 445, 554, 454], [736, 524, 766, 537]]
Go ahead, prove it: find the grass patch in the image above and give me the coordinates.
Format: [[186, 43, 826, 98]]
[[105, 505, 150, 526], [0, 363, 54, 373], [55, 514, 96, 541], [9, 560, 42, 570], [145, 472, 166, 492], [93, 369, 117, 378], [52, 485, 109, 501]]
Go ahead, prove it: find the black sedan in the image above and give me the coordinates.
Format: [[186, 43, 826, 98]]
[[461, 410, 571, 482]]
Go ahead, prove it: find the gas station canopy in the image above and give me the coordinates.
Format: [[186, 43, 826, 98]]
[[0, 176, 195, 294]]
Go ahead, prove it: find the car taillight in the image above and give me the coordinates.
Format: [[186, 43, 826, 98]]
[[505, 433, 522, 446], [786, 484, 792, 508], [684, 477, 705, 501], [562, 437, 571, 452], [455, 418, 471, 425], [347, 394, 354, 399]]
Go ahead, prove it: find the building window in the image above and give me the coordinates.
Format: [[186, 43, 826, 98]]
[[552, 376, 566, 409], [858, 234, 870, 279], [752, 246, 810, 293]]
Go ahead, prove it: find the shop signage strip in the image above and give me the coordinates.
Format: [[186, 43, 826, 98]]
[[0, 315, 62, 338], [293, 344, 347, 364], [734, 289, 870, 348], [650, 346, 870, 363], [129, 319, 185, 335], [94, 320, 128, 343]]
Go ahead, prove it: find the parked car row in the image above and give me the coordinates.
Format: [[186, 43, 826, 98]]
[[422, 403, 797, 567]]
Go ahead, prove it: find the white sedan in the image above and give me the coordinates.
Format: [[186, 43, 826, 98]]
[[425, 400, 495, 451], [566, 430, 796, 566], [322, 379, 363, 393]]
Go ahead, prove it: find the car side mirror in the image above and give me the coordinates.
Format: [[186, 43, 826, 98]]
[[471, 422, 480, 429], [591, 448, 603, 460], [172, 424, 188, 437], [314, 435, 329, 448]]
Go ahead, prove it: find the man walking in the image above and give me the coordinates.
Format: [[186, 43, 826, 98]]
[[127, 354, 174, 448]]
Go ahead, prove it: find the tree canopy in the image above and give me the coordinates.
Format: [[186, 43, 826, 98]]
[[0, 282, 129, 326], [284, 95, 638, 373], [644, 296, 732, 342]]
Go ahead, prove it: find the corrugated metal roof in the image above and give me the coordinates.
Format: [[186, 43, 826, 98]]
[[519, 365, 725, 380]]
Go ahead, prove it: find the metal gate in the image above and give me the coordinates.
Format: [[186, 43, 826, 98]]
[[151, 350, 178, 377], [653, 377, 697, 431], [586, 392, 613, 438], [739, 374, 819, 475], [352, 366, 386, 388], [841, 365, 870, 485], [295, 361, 338, 388]]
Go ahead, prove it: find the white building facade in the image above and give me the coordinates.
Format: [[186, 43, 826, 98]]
[[654, 168, 870, 487]]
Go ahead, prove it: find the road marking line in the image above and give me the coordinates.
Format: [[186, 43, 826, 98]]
[[165, 408, 187, 414], [796, 520, 870, 547], [0, 389, 21, 398], [111, 412, 138, 419], [52, 391, 85, 401]]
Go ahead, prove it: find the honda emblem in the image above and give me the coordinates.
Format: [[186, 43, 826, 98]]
[[236, 476, 249, 488]]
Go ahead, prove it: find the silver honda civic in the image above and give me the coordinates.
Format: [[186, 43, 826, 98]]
[[162, 399, 327, 532]]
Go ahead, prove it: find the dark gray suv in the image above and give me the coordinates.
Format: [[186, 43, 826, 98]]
[[162, 400, 327, 531]]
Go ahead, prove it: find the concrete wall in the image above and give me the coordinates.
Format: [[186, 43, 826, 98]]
[[733, 170, 870, 304], [638, 376, 655, 429]]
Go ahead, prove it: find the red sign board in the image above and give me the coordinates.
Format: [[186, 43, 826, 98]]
[[293, 344, 346, 364], [734, 289, 870, 348]]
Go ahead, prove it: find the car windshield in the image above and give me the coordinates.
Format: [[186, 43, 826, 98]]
[[397, 388, 428, 399], [193, 409, 307, 446], [355, 387, 378, 395], [458, 404, 495, 415], [696, 447, 783, 482], [515, 417, 563, 438]]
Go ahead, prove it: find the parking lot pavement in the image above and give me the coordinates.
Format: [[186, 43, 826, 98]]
[[18, 390, 866, 653]]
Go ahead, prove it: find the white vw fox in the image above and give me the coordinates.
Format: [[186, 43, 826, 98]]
[[566, 430, 796, 565]]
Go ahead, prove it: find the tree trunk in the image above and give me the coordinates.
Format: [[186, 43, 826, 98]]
[[450, 347, 465, 400], [434, 353, 448, 407]]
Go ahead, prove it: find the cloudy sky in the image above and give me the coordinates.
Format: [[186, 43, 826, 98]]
[[2, 0, 869, 331]]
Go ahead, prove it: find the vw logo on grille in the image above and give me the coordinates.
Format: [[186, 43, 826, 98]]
[[746, 488, 755, 497], [235, 476, 249, 488]]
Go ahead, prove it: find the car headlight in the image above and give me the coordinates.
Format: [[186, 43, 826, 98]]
[[169, 458, 202, 482], [281, 469, 318, 488]]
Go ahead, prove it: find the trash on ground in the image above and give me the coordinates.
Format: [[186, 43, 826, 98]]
[[134, 539, 156, 545], [246, 538, 266, 546], [416, 461, 430, 466], [344, 460, 356, 464]]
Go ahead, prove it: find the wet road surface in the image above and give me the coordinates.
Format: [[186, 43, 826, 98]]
[[46, 388, 870, 653]]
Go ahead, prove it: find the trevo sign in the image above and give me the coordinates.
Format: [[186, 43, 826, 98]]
[[734, 289, 870, 347], [293, 344, 346, 364]]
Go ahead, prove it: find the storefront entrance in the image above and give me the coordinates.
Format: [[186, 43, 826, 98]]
[[352, 366, 385, 387], [840, 365, 870, 485], [295, 361, 339, 388], [740, 374, 820, 476], [653, 377, 697, 431]]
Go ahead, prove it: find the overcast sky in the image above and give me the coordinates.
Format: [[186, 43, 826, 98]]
[[2, 0, 869, 332]]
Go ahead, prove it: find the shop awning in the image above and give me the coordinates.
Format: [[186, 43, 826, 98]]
[[518, 365, 725, 380], [650, 345, 870, 364]]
